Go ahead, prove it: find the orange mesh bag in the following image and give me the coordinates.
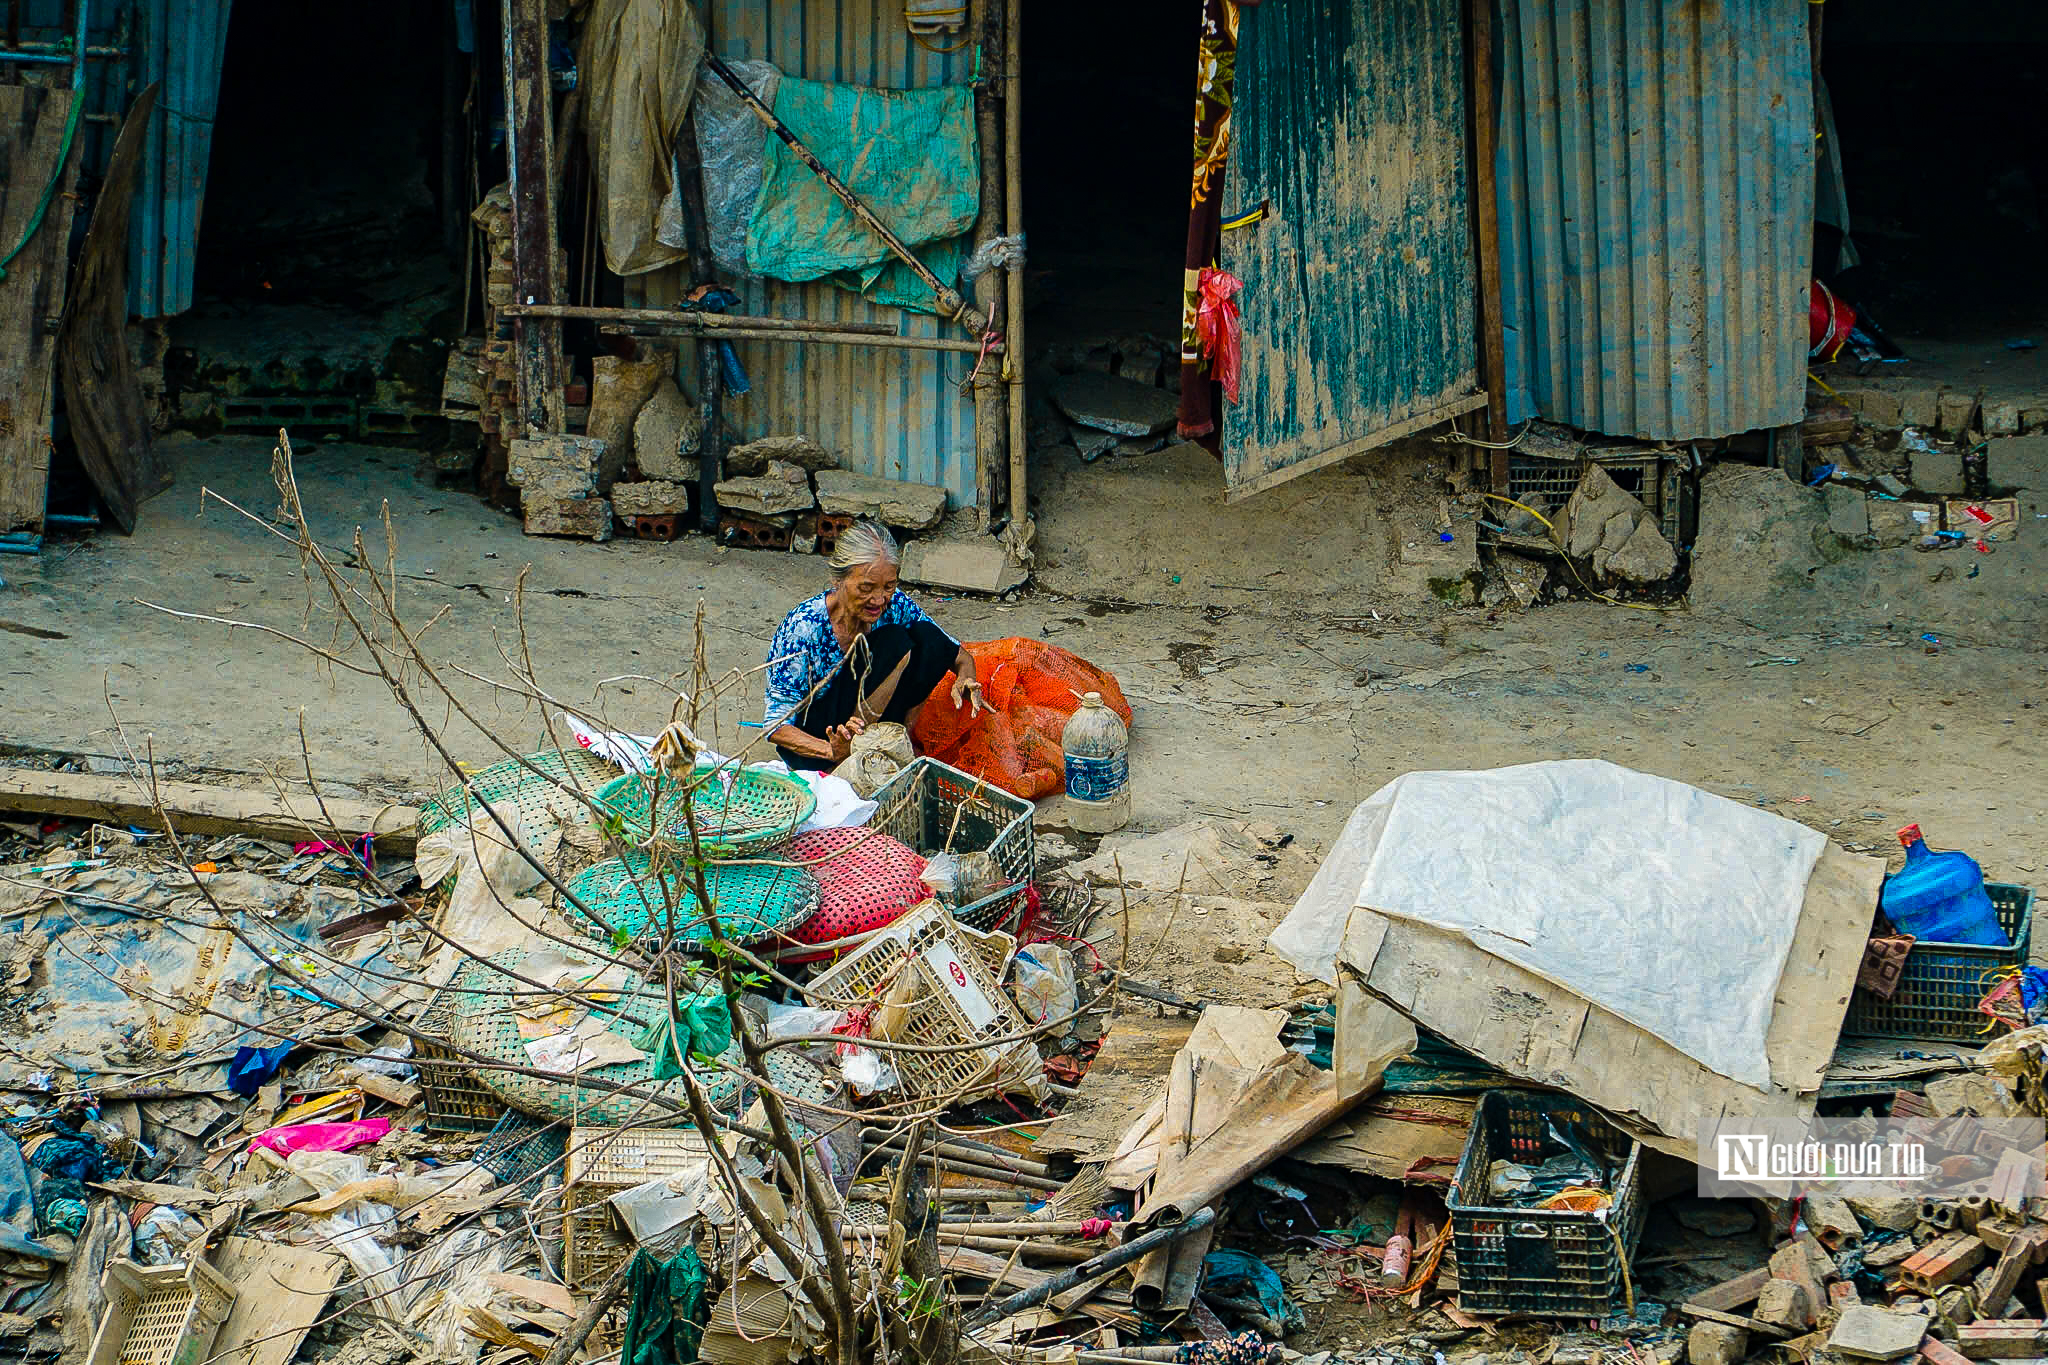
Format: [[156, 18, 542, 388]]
[[912, 639, 1132, 800]]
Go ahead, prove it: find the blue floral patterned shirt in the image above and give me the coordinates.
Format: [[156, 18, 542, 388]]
[[763, 590, 954, 730]]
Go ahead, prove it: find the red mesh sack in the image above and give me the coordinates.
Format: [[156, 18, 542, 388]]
[[912, 639, 1132, 800], [776, 828, 928, 964]]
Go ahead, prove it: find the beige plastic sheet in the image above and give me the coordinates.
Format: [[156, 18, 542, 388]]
[[581, 0, 704, 276]]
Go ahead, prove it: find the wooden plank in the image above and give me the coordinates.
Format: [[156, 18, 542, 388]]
[[501, 0, 563, 438], [1465, 0, 1508, 449], [1683, 1304, 1795, 1341], [0, 769, 418, 853], [0, 85, 82, 536], [58, 84, 168, 535], [1687, 1265, 1773, 1314], [208, 1235, 347, 1365]]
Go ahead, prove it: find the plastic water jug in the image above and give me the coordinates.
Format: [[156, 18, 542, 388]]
[[1881, 824, 2005, 947], [1061, 691, 1129, 834]]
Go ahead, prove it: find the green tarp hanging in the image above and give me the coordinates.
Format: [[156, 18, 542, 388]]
[[621, 1247, 709, 1365]]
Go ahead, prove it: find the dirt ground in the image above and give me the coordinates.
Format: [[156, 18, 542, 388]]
[[3, 433, 2042, 907]]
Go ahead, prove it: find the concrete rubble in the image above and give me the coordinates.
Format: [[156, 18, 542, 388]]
[[631, 378, 704, 482], [1051, 369, 1180, 438], [813, 469, 949, 531]]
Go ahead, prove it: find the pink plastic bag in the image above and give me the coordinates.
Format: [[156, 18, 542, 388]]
[[247, 1117, 391, 1155]]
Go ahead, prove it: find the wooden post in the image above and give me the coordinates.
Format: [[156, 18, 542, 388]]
[[697, 339, 723, 535], [501, 0, 564, 437], [969, 0, 1007, 528], [1002, 0, 1028, 533], [1466, 0, 1510, 481]]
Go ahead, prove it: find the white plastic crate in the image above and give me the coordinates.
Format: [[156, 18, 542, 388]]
[[803, 903, 1042, 1102], [87, 1258, 237, 1365]]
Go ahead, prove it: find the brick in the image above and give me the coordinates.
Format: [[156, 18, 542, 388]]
[[522, 494, 612, 541], [1857, 935, 1915, 998], [1978, 1233, 2047, 1318], [623, 512, 681, 542], [1983, 401, 2022, 438], [1847, 388, 1904, 428], [1900, 1235, 1990, 1296], [1910, 443, 1968, 496], [1922, 1336, 1972, 1365], [1848, 1195, 1923, 1231], [1688, 1322, 1750, 1365], [815, 511, 855, 557], [508, 435, 603, 498], [1937, 391, 1980, 438], [1825, 484, 1871, 540], [1957, 1322, 2048, 1359], [2022, 408, 2048, 435], [609, 480, 692, 517], [718, 513, 794, 551], [1772, 1236, 1830, 1316], [714, 474, 814, 518], [1986, 436, 2048, 492], [1830, 1279, 1864, 1309], [1899, 386, 1942, 429], [1690, 1266, 1772, 1313]]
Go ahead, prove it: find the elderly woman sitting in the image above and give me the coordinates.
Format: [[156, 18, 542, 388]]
[[763, 520, 986, 770]]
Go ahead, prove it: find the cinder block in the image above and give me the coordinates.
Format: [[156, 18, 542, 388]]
[[1911, 443, 1969, 496], [1826, 484, 1871, 540], [1938, 391, 1980, 437], [1983, 400, 2022, 437], [1986, 436, 2048, 492], [1899, 386, 1942, 429], [1757, 1278, 1815, 1331], [1845, 388, 1904, 428]]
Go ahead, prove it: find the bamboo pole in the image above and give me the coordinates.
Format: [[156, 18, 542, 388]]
[[961, 1207, 1219, 1331], [595, 323, 985, 354], [863, 1132, 1053, 1179], [1002, 0, 1028, 531], [871, 1152, 1064, 1192], [939, 1233, 1098, 1263], [969, 0, 1008, 526], [503, 302, 895, 335]]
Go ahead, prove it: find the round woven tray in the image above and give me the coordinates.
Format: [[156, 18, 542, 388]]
[[451, 949, 746, 1126], [418, 747, 619, 838], [564, 854, 822, 946], [594, 765, 815, 856]]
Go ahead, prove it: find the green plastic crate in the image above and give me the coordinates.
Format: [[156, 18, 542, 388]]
[[1842, 884, 2034, 1043]]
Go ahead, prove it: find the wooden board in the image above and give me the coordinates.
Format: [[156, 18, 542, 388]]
[[0, 85, 81, 535], [1034, 1013, 1195, 1161], [1292, 1093, 1475, 1182], [208, 1235, 347, 1365], [1335, 842, 1883, 1156], [58, 84, 167, 534], [0, 768, 419, 852]]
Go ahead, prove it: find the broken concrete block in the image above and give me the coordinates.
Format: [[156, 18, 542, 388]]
[[1925, 1073, 2018, 1118], [522, 494, 612, 541], [1071, 426, 1119, 462], [1848, 1195, 1924, 1232], [1688, 1322, 1750, 1365], [508, 435, 603, 498], [1757, 1278, 1815, 1332], [2022, 408, 2048, 435], [900, 535, 1029, 593], [763, 459, 810, 486], [813, 469, 948, 530], [1844, 388, 1903, 428], [1909, 442, 1967, 496], [1563, 463, 1677, 581], [1826, 483, 1871, 540], [609, 480, 692, 517], [715, 475, 815, 518], [724, 434, 837, 476], [1050, 369, 1178, 436], [632, 378, 704, 481], [1496, 552, 1549, 608], [1899, 386, 1941, 429], [1608, 514, 1679, 581], [1986, 436, 2048, 491], [588, 353, 667, 486], [1983, 400, 2022, 438], [1830, 1306, 1935, 1360], [1937, 391, 1979, 437], [1806, 1192, 1865, 1250]]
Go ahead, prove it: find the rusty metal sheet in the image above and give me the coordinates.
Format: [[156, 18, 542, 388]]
[[1218, 0, 1482, 501]]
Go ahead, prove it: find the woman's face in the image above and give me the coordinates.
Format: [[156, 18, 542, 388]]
[[841, 558, 899, 624]]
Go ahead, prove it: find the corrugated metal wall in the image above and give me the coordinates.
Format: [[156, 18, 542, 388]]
[[128, 0, 232, 318], [628, 2, 981, 512], [1494, 0, 1814, 441], [1219, 0, 1480, 500]]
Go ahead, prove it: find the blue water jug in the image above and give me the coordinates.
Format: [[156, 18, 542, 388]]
[[1881, 824, 2006, 947]]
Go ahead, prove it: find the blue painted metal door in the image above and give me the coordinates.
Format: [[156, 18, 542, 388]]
[[1220, 0, 1483, 501]]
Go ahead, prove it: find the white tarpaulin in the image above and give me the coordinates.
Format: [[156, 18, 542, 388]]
[[1269, 760, 1827, 1089]]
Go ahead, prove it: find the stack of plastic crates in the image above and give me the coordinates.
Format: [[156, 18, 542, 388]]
[[870, 758, 1036, 930], [85, 1258, 238, 1365], [1843, 884, 2035, 1042], [563, 1127, 714, 1289], [804, 902, 1040, 1102], [414, 976, 505, 1133], [1447, 1091, 1645, 1318]]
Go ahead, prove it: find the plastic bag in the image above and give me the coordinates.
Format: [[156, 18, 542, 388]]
[[1009, 946, 1078, 1026], [693, 58, 781, 276], [249, 1117, 391, 1156], [913, 639, 1133, 800], [1194, 267, 1245, 403], [841, 1047, 899, 1098], [133, 1205, 205, 1265], [832, 721, 913, 798]]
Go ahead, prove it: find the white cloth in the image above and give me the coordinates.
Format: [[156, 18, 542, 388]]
[[1269, 760, 1827, 1090], [764, 762, 878, 833]]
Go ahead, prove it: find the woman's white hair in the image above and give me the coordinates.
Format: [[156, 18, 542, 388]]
[[827, 519, 900, 579]]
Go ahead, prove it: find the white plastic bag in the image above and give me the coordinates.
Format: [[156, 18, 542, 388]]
[[1009, 946, 1078, 1026]]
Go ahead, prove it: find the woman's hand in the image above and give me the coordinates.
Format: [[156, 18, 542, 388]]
[[826, 717, 866, 761], [950, 675, 988, 715]]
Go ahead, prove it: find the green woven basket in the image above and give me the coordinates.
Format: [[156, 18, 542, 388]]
[[594, 765, 815, 857], [564, 854, 822, 946], [418, 747, 619, 837], [452, 949, 746, 1126]]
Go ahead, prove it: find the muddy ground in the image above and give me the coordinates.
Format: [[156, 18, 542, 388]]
[[3, 434, 2040, 905]]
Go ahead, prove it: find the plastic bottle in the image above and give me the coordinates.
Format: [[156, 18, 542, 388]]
[[1061, 691, 1130, 834], [1881, 824, 2005, 947]]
